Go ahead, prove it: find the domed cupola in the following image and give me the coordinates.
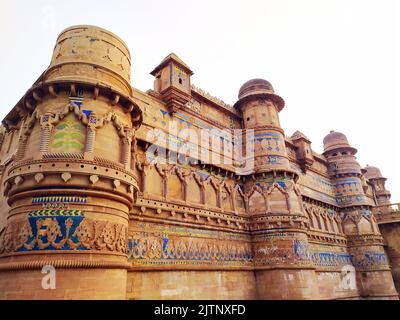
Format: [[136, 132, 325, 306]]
[[323, 130, 357, 155], [233, 78, 293, 174], [322, 130, 361, 177], [364, 165, 384, 180], [363, 165, 391, 205], [234, 78, 284, 111]]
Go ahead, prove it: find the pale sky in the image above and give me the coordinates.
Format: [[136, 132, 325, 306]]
[[1, 0, 399, 202]]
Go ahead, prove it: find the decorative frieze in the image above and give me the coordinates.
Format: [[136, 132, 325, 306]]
[[0, 210, 127, 254]]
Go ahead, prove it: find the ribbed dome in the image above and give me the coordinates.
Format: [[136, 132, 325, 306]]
[[238, 79, 274, 99], [234, 78, 285, 110], [364, 165, 384, 180], [323, 130, 355, 153]]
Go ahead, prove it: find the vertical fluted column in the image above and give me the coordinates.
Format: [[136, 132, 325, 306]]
[[15, 120, 29, 161], [84, 112, 97, 160], [15, 136, 27, 161], [85, 128, 95, 153], [39, 113, 53, 154]]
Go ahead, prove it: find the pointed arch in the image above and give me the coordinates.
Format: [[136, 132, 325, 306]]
[[166, 167, 184, 201], [145, 165, 164, 198], [94, 120, 121, 163], [266, 183, 288, 213], [358, 217, 373, 234], [187, 172, 203, 204], [204, 177, 219, 208], [342, 217, 358, 235], [234, 184, 246, 214], [247, 186, 266, 214], [15, 111, 38, 161], [221, 184, 233, 211], [19, 110, 41, 159]]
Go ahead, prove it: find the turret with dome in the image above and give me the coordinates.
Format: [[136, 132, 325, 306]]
[[234, 77, 319, 299], [323, 130, 361, 177], [234, 78, 291, 174], [364, 165, 391, 205]]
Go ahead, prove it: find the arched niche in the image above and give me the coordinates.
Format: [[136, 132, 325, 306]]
[[342, 219, 358, 235], [186, 174, 202, 204], [288, 189, 301, 212], [221, 185, 233, 212], [146, 166, 163, 197], [205, 180, 218, 208], [268, 185, 288, 213], [235, 189, 246, 214], [24, 122, 41, 157], [94, 121, 121, 163], [248, 189, 265, 214], [358, 217, 373, 234], [167, 172, 183, 201]]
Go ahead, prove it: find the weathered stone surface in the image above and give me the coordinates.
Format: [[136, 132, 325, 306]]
[[0, 25, 398, 300]]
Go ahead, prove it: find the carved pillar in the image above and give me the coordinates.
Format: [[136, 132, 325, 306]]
[[156, 164, 168, 200], [84, 112, 97, 160], [139, 163, 147, 194], [176, 169, 188, 202], [217, 186, 222, 209], [39, 113, 53, 154], [285, 193, 292, 213], [121, 127, 133, 170], [15, 127, 28, 161], [228, 189, 234, 212], [86, 127, 95, 153], [232, 189, 238, 213], [130, 135, 137, 171]]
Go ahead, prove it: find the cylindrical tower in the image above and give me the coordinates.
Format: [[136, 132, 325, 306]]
[[46, 25, 132, 96], [323, 131, 398, 299], [0, 25, 142, 299], [234, 79, 318, 299], [234, 79, 290, 173]]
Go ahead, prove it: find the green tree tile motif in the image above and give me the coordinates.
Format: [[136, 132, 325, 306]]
[[50, 113, 85, 153]]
